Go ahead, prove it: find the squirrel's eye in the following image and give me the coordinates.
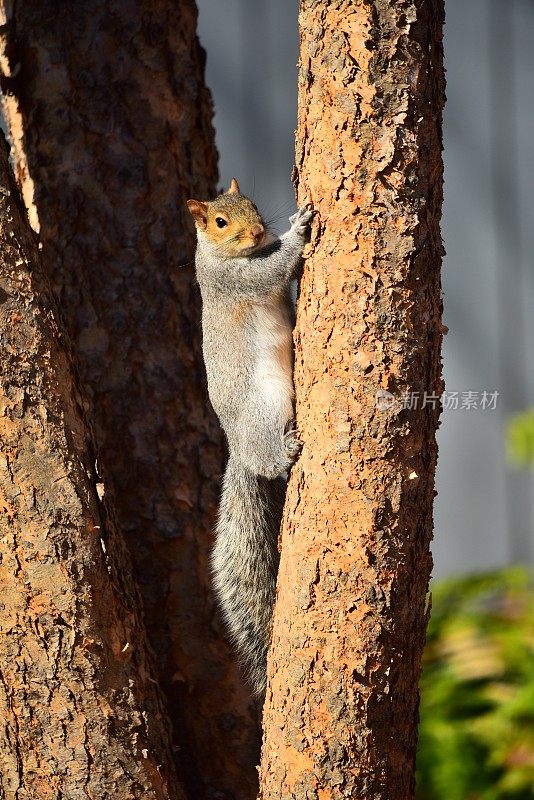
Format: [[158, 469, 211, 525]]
[[215, 217, 228, 228]]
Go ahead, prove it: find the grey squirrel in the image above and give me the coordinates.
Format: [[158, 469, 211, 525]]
[[187, 178, 314, 694]]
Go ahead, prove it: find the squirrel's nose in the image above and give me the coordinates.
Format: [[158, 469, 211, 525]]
[[251, 224, 265, 241]]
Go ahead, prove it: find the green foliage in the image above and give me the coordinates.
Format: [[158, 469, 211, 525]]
[[506, 410, 534, 467], [417, 567, 534, 800]]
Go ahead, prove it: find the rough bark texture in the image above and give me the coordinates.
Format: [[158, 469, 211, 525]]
[[0, 135, 184, 799], [0, 2, 260, 798], [260, 1, 445, 798]]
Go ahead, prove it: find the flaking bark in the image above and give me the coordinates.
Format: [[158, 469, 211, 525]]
[[0, 134, 183, 799], [260, 1, 445, 798], [0, 2, 260, 797]]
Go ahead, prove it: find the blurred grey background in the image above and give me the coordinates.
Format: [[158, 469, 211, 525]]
[[197, 0, 534, 577]]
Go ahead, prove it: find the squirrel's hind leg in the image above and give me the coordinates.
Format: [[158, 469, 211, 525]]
[[235, 402, 297, 479], [283, 424, 303, 463]]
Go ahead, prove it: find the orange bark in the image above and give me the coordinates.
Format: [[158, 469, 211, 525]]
[[260, 1, 445, 798]]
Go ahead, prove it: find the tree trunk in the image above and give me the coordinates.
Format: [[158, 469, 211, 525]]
[[260, 1, 445, 798], [0, 3, 259, 797], [0, 134, 184, 798]]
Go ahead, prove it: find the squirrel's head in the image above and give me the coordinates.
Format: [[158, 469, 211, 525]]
[[187, 178, 266, 257]]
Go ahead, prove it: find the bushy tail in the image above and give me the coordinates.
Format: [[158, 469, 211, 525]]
[[211, 454, 285, 695]]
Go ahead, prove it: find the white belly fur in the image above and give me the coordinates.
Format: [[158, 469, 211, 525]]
[[252, 297, 294, 424]]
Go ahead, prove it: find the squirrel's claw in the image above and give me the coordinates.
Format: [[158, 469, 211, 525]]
[[289, 205, 315, 233], [284, 427, 303, 465]]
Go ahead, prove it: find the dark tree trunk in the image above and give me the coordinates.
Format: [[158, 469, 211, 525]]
[[0, 2, 259, 797], [0, 133, 184, 799], [260, 1, 445, 797]]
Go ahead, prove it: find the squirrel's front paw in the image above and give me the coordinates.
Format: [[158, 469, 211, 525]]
[[289, 205, 315, 235]]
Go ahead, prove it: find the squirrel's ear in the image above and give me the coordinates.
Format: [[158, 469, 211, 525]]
[[228, 178, 240, 195], [187, 199, 208, 230]]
